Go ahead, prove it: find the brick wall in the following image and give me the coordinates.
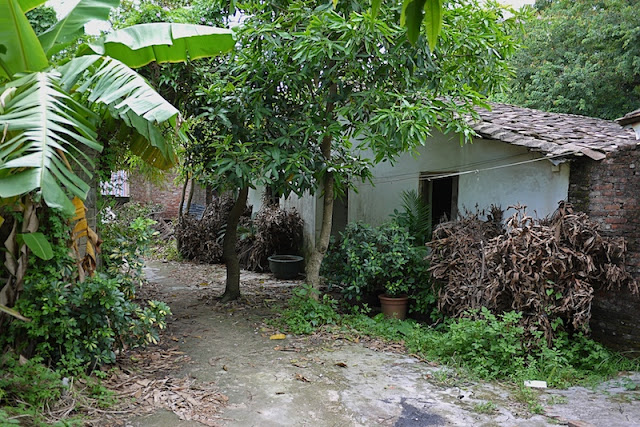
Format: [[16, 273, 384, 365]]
[[129, 170, 206, 219], [568, 146, 640, 353]]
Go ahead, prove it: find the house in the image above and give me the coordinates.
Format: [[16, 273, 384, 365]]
[[284, 102, 640, 352], [616, 108, 640, 140]]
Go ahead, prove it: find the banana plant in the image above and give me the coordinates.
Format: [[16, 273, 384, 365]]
[[0, 0, 234, 311]]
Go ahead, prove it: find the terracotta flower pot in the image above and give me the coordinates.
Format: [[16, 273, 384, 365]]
[[379, 294, 409, 320]]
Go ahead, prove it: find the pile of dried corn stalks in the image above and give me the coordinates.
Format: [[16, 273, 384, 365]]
[[427, 202, 638, 343]]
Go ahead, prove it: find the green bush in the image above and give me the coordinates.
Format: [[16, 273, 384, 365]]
[[405, 307, 638, 386], [0, 354, 63, 408], [100, 202, 159, 298], [11, 272, 170, 373], [1, 207, 171, 374], [282, 285, 340, 334], [322, 222, 433, 311]]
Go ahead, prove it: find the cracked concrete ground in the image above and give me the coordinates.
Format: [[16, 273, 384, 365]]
[[124, 261, 640, 427]]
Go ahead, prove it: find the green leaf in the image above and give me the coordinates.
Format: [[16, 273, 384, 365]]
[[371, 0, 381, 17], [83, 23, 235, 69], [401, 0, 442, 48], [59, 55, 180, 169], [38, 0, 120, 57], [0, 0, 48, 79], [0, 71, 98, 215], [20, 231, 53, 260], [423, 0, 442, 51], [17, 0, 45, 12], [401, 0, 426, 45]]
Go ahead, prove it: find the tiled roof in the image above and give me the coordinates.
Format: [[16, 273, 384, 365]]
[[471, 103, 637, 160], [616, 108, 640, 126]]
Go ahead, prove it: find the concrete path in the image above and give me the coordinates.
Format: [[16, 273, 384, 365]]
[[124, 261, 640, 427]]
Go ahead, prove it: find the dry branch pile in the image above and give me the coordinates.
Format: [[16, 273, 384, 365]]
[[175, 194, 252, 263], [238, 203, 303, 271], [427, 202, 638, 343], [175, 195, 302, 272]]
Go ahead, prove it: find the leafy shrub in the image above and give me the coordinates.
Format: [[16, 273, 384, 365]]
[[100, 202, 160, 298], [11, 272, 170, 373], [1, 206, 171, 374], [282, 285, 340, 334], [405, 307, 639, 386], [389, 190, 432, 246], [0, 354, 63, 408], [322, 222, 433, 309]]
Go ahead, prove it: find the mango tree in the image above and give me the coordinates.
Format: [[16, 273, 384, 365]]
[[187, 0, 519, 298], [0, 0, 233, 318]]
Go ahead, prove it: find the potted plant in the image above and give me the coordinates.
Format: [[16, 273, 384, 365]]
[[379, 277, 410, 319]]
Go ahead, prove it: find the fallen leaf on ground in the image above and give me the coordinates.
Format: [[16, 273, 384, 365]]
[[334, 362, 348, 368], [295, 373, 310, 383], [270, 333, 286, 340]]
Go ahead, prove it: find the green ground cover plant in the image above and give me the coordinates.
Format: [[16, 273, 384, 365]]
[[280, 293, 639, 392]]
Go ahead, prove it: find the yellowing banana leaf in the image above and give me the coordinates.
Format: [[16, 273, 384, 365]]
[[71, 197, 101, 278]]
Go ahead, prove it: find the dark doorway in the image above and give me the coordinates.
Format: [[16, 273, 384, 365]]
[[419, 174, 458, 228]]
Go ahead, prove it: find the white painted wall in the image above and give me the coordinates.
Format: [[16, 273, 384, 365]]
[[282, 190, 318, 257], [349, 132, 570, 226], [284, 132, 570, 248], [247, 187, 263, 216]]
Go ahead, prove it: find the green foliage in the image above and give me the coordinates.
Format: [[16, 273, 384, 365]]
[[282, 285, 340, 334], [0, 208, 170, 373], [0, 354, 63, 408], [25, 5, 57, 35], [0, 352, 116, 425], [411, 308, 528, 379], [390, 190, 432, 246], [277, 288, 638, 392], [505, 0, 640, 120], [11, 272, 170, 372], [472, 401, 498, 414], [323, 222, 432, 304], [100, 202, 159, 298], [406, 308, 639, 387]]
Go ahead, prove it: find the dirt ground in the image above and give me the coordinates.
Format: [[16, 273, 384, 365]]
[[116, 260, 640, 427]]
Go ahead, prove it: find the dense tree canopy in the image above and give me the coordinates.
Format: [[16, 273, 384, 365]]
[[505, 0, 640, 120], [184, 0, 519, 298]]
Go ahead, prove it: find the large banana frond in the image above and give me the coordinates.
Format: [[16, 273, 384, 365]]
[[0, 71, 100, 215], [38, 0, 120, 57], [83, 23, 235, 69], [60, 55, 180, 169], [0, 0, 48, 79]]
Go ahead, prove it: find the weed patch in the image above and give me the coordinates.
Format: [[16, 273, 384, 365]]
[[279, 292, 639, 392]]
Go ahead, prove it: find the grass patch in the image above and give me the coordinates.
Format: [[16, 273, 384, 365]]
[[279, 291, 640, 391]]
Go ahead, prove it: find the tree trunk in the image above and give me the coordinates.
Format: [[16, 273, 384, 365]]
[[306, 170, 335, 294], [185, 178, 195, 214], [305, 80, 337, 295], [205, 185, 213, 206], [220, 187, 249, 302], [178, 172, 189, 219]]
